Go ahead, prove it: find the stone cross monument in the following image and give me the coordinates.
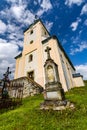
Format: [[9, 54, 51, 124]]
[[2, 67, 11, 99], [40, 46, 73, 110]]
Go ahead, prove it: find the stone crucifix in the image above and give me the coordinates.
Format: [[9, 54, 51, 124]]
[[3, 67, 11, 81], [45, 46, 51, 60], [2, 67, 11, 98]]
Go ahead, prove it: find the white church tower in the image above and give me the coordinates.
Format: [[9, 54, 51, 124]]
[[14, 19, 84, 91]]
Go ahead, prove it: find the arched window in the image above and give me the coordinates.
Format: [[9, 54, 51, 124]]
[[29, 54, 33, 62]]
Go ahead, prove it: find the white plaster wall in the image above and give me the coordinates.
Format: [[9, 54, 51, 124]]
[[62, 53, 75, 89], [25, 27, 36, 45], [58, 46, 77, 90], [18, 58, 23, 77], [73, 77, 85, 87], [24, 50, 38, 82]]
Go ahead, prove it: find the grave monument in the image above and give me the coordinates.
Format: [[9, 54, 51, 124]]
[[40, 46, 74, 110]]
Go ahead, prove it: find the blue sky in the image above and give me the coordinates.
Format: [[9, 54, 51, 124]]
[[0, 0, 87, 79]]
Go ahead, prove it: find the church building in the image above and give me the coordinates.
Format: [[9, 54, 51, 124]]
[[14, 19, 84, 92]]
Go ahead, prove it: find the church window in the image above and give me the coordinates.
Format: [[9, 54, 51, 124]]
[[29, 54, 33, 62], [27, 71, 34, 80], [30, 40, 33, 44], [44, 31, 47, 35], [30, 30, 33, 35]]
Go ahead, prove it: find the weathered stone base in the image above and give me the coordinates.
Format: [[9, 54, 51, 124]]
[[40, 100, 75, 110]]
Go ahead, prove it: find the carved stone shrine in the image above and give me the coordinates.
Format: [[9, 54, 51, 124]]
[[40, 46, 74, 110]]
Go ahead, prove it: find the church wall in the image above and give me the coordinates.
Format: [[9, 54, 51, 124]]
[[41, 25, 49, 41], [35, 23, 46, 87], [52, 40, 70, 91], [24, 49, 38, 82], [24, 27, 36, 45], [14, 58, 19, 79], [18, 57, 23, 77], [14, 56, 25, 79], [73, 77, 85, 87], [23, 30, 38, 55], [22, 21, 46, 87], [60, 51, 75, 89]]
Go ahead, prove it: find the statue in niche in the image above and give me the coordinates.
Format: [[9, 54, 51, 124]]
[[47, 65, 55, 82]]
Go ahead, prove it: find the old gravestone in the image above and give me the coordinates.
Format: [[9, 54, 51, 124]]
[[40, 46, 74, 110]]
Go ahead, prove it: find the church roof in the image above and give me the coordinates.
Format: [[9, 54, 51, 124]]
[[42, 35, 75, 70], [72, 73, 83, 78], [15, 52, 22, 59]]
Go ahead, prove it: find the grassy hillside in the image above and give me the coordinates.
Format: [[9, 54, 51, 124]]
[[0, 82, 87, 130]]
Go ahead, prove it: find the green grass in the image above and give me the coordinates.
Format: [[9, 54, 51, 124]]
[[0, 82, 87, 130]]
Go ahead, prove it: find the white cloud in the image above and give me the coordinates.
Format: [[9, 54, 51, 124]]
[[81, 4, 87, 15], [70, 18, 81, 31], [75, 63, 87, 80], [65, 0, 84, 7], [36, 0, 53, 17], [0, 22, 23, 47], [38, 0, 42, 4], [6, 0, 27, 5], [0, 20, 7, 34], [71, 22, 78, 31], [0, 42, 19, 59], [40, 0, 52, 11], [62, 39, 67, 45], [70, 41, 87, 55], [0, 1, 35, 26], [0, 8, 34, 46], [71, 36, 79, 44], [6, 0, 18, 3], [22, 10, 35, 25], [45, 21, 53, 31], [84, 19, 87, 26], [34, 0, 38, 5], [0, 40, 20, 79], [37, 9, 45, 17], [11, 5, 25, 19]]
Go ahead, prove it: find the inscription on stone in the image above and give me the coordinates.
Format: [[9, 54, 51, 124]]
[[47, 91, 62, 100]]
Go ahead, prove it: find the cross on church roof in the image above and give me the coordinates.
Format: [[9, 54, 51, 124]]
[[35, 15, 38, 20], [45, 46, 51, 60]]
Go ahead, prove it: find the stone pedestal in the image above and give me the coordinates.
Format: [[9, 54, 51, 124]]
[[44, 82, 65, 101]]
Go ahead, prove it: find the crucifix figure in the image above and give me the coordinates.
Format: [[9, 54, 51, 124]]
[[45, 46, 51, 60]]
